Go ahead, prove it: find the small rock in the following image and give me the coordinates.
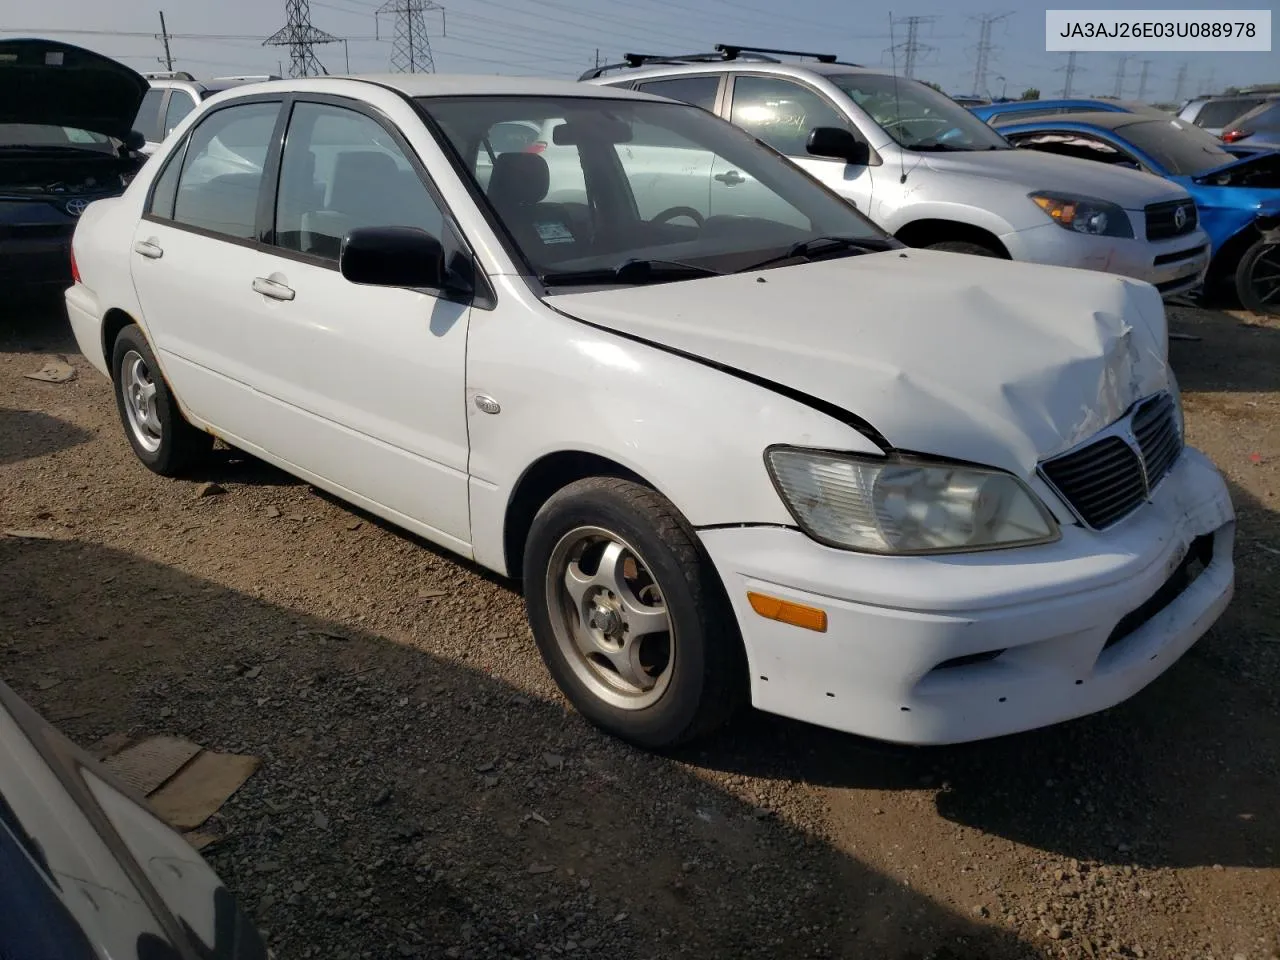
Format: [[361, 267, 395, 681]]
[[314, 811, 330, 830], [544, 753, 565, 770], [972, 905, 989, 918], [265, 506, 281, 519], [1213, 863, 1225, 871], [485, 630, 512, 641], [481, 775, 499, 789], [346, 521, 362, 531], [243, 666, 262, 680], [1047, 923, 1065, 940], [418, 589, 447, 599], [372, 787, 392, 806], [872, 807, 885, 816], [34, 676, 60, 691], [197, 482, 226, 498], [255, 861, 282, 874], [528, 863, 556, 875], [475, 759, 496, 773]]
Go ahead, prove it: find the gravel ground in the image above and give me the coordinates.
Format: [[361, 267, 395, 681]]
[[2, 297, 1279, 960]]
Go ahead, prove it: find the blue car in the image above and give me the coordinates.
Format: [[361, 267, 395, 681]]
[[994, 110, 1280, 311], [969, 98, 1135, 124]]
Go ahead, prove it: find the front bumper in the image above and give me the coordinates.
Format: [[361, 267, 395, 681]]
[[700, 448, 1234, 745], [1002, 222, 1210, 298]]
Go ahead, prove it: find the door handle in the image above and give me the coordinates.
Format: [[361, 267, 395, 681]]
[[714, 170, 745, 186], [133, 239, 164, 259], [252, 276, 295, 301]]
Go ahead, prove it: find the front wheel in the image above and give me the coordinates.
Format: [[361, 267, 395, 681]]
[[111, 324, 213, 476], [523, 477, 745, 749], [1236, 237, 1280, 316]]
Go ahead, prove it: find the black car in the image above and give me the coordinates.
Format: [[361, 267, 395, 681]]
[[0, 679, 269, 959], [0, 39, 148, 297]]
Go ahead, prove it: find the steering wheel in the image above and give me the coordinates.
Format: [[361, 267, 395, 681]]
[[651, 206, 705, 227]]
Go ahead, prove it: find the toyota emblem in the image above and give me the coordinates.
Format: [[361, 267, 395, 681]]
[[1173, 204, 1188, 230], [64, 198, 89, 217]]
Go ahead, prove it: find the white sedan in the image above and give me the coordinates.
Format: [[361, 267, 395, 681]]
[[65, 74, 1235, 749]]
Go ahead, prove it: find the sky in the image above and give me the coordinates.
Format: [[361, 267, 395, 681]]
[[0, 0, 1275, 103]]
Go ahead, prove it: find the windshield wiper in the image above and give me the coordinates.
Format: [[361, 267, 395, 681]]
[[907, 141, 971, 152], [736, 235, 894, 273], [541, 258, 722, 286]]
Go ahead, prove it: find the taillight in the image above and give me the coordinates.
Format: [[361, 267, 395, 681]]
[[525, 141, 548, 153], [70, 245, 81, 284], [1221, 129, 1249, 143]]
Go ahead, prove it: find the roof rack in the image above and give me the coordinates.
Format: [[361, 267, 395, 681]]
[[579, 43, 853, 81], [142, 70, 196, 81], [210, 74, 283, 82]]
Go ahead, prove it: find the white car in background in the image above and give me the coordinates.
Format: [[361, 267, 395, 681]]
[[586, 47, 1212, 298], [66, 74, 1233, 749]]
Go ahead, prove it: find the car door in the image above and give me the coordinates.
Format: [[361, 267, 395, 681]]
[[236, 97, 472, 547], [719, 73, 874, 216], [130, 98, 284, 440]]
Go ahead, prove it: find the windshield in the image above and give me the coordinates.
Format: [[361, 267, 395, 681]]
[[1116, 117, 1235, 175], [421, 96, 888, 283], [0, 124, 114, 151], [827, 74, 1011, 151]]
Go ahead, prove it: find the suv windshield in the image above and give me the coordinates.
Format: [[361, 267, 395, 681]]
[[1116, 118, 1235, 175], [0, 124, 113, 151], [421, 95, 889, 284], [828, 74, 1011, 151]]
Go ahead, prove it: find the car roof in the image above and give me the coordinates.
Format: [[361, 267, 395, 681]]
[[303, 73, 660, 100], [589, 59, 884, 84], [993, 110, 1167, 131]]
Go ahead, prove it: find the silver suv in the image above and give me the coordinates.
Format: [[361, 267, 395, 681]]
[[133, 72, 280, 155], [585, 46, 1211, 298]]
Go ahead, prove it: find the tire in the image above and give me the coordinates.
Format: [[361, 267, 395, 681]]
[[110, 323, 213, 476], [925, 240, 1002, 258], [523, 477, 745, 749], [1235, 237, 1280, 317]]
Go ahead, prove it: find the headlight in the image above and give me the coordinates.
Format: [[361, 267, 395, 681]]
[[1030, 192, 1134, 238], [765, 447, 1060, 555]]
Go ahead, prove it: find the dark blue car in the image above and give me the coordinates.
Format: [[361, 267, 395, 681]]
[[969, 98, 1135, 125], [994, 110, 1280, 313]]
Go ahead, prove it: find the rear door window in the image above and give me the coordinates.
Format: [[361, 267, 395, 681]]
[[635, 76, 721, 112], [133, 88, 165, 142], [162, 91, 198, 138]]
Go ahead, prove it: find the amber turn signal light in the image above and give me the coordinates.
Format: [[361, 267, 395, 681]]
[[747, 592, 828, 632]]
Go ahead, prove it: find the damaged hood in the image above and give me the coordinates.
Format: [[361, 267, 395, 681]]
[[547, 250, 1171, 477], [923, 147, 1189, 208], [1190, 147, 1280, 184], [0, 39, 148, 142]]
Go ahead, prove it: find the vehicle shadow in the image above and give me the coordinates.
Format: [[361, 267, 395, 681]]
[[0, 294, 77, 355], [686, 473, 1279, 873], [0, 408, 91, 467], [0, 537, 1037, 960]]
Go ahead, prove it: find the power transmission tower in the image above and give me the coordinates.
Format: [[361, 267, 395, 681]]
[[969, 12, 1013, 96], [1056, 51, 1081, 97], [1173, 62, 1189, 102], [1112, 55, 1130, 98], [1136, 59, 1153, 101], [377, 0, 443, 73], [886, 15, 938, 79], [264, 0, 339, 78], [156, 10, 174, 71]]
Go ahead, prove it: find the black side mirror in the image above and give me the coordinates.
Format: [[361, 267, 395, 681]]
[[124, 129, 146, 152], [806, 126, 871, 166], [340, 226, 453, 289]]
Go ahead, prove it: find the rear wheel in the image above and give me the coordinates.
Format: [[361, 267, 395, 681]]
[[1236, 237, 1280, 317], [110, 324, 213, 476], [925, 239, 1001, 257], [523, 477, 745, 749]]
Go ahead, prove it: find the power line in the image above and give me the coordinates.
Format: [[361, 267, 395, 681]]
[[969, 12, 1013, 96], [886, 15, 937, 79], [1172, 61, 1189, 102], [1112, 54, 1130, 98], [1056, 50, 1080, 97], [264, 0, 340, 77], [376, 0, 441, 72], [1136, 58, 1153, 101]]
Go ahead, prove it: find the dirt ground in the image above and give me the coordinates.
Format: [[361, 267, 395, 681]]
[[2, 296, 1278, 960]]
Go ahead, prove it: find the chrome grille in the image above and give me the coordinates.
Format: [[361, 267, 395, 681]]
[[1039, 393, 1183, 530], [1145, 199, 1198, 241]]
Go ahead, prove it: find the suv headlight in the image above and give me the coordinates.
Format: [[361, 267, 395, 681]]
[[1030, 192, 1134, 238], [765, 447, 1060, 554]]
